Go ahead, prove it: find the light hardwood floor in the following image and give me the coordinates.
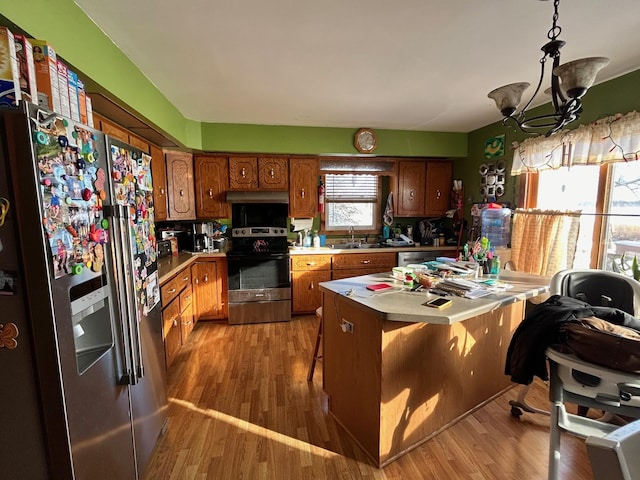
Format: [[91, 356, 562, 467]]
[[142, 315, 594, 480]]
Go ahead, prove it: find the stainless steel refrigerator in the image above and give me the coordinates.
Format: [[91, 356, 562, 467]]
[[0, 103, 167, 479]]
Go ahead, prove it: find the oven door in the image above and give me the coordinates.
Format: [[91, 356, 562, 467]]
[[227, 253, 290, 292]]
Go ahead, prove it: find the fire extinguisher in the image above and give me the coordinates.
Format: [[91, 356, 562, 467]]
[[318, 180, 325, 213]]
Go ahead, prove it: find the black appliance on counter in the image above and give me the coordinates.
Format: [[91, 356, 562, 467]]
[[227, 200, 291, 325]]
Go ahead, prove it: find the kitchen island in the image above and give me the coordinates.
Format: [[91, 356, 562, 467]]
[[319, 270, 549, 467]]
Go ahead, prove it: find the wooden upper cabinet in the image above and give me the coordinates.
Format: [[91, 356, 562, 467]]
[[396, 161, 426, 217], [289, 157, 318, 218], [150, 144, 168, 222], [229, 156, 258, 189], [94, 113, 129, 143], [194, 155, 230, 219], [258, 156, 288, 190], [425, 161, 453, 216], [165, 151, 196, 220], [127, 133, 150, 153]]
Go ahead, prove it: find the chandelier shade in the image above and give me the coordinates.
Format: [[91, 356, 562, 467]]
[[487, 0, 609, 137], [552, 57, 610, 99]]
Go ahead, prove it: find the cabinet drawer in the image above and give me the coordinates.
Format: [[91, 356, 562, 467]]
[[180, 302, 194, 343], [180, 285, 193, 311], [332, 252, 396, 270], [161, 267, 192, 306], [161, 275, 182, 306], [332, 267, 393, 280], [291, 254, 332, 271]]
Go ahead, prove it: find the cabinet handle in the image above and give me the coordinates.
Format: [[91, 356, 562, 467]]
[[270, 168, 275, 178], [182, 276, 189, 282], [208, 188, 213, 198], [194, 278, 199, 285], [173, 319, 178, 327], [361, 260, 370, 264], [409, 190, 414, 199], [306, 262, 316, 266], [204, 274, 209, 283], [309, 282, 314, 290], [301, 188, 305, 199], [160, 188, 165, 195], [184, 320, 192, 326], [241, 167, 246, 178], [179, 189, 184, 197], [168, 288, 176, 294], [436, 189, 441, 199]]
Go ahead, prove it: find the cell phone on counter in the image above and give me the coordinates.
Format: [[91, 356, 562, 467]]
[[423, 297, 453, 309]]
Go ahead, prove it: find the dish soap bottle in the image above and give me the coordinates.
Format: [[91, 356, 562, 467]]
[[313, 230, 320, 248]]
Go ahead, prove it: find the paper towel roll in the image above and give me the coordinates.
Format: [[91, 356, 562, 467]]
[[292, 218, 314, 231]]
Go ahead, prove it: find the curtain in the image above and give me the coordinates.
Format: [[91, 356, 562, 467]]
[[510, 209, 581, 276], [511, 111, 640, 175]]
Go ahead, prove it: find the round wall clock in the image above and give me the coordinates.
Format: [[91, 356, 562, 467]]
[[354, 128, 378, 154]]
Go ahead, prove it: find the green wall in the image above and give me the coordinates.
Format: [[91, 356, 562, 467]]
[[457, 68, 640, 217], [0, 0, 467, 157]]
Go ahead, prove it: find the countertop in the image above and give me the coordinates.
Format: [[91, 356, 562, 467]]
[[319, 269, 550, 325], [157, 251, 226, 285], [289, 244, 458, 255]]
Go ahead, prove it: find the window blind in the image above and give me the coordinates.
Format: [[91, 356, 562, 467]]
[[325, 174, 378, 202]]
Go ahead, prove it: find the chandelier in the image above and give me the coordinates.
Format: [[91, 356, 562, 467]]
[[487, 0, 609, 137]]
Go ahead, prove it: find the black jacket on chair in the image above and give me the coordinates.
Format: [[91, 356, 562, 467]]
[[505, 295, 640, 385]]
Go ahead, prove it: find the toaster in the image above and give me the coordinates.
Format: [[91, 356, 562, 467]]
[[156, 240, 172, 258]]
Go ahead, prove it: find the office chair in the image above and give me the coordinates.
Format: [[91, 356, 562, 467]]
[[545, 269, 640, 480]]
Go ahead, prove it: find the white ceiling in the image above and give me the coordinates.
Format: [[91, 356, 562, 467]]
[[75, 0, 640, 133]]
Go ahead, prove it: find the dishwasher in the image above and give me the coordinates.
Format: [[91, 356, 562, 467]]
[[397, 250, 449, 267]]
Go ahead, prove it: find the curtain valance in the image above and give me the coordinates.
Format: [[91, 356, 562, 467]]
[[511, 111, 640, 175]]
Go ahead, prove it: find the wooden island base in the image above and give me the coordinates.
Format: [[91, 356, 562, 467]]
[[322, 289, 525, 467]]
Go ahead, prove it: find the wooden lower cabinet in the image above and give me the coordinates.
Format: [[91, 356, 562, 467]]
[[160, 266, 193, 369], [191, 258, 227, 321], [162, 297, 182, 369], [291, 254, 331, 314]]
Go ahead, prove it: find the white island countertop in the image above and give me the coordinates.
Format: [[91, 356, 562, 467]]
[[319, 269, 550, 325]]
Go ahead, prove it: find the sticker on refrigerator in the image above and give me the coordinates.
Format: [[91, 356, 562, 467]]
[[136, 154, 153, 192], [0, 270, 17, 295], [143, 270, 160, 315]]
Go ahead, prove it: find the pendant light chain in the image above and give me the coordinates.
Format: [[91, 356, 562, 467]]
[[548, 0, 561, 41]]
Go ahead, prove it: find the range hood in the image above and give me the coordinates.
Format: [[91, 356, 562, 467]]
[[225, 191, 289, 204]]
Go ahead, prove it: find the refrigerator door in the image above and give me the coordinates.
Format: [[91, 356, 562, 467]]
[[105, 137, 167, 475], [4, 104, 138, 479]]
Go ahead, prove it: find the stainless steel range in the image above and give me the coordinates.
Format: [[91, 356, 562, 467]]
[[227, 200, 291, 325]]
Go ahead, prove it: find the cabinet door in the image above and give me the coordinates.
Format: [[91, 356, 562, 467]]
[[396, 161, 425, 217], [127, 133, 150, 153], [166, 151, 196, 220], [425, 161, 453, 216], [258, 156, 288, 190], [191, 260, 222, 321], [289, 157, 318, 218], [150, 144, 168, 221], [194, 155, 230, 219], [229, 156, 258, 189], [95, 114, 129, 143], [162, 298, 182, 369], [292, 270, 331, 313]]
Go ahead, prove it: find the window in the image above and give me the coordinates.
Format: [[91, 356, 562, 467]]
[[529, 161, 640, 271], [324, 174, 379, 232]]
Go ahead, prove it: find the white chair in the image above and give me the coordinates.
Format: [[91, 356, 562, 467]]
[[545, 269, 640, 480], [586, 418, 640, 480], [509, 269, 640, 419]]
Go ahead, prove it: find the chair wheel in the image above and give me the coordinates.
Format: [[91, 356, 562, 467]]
[[511, 405, 523, 418]]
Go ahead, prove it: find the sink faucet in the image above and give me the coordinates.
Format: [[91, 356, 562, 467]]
[[349, 225, 355, 244]]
